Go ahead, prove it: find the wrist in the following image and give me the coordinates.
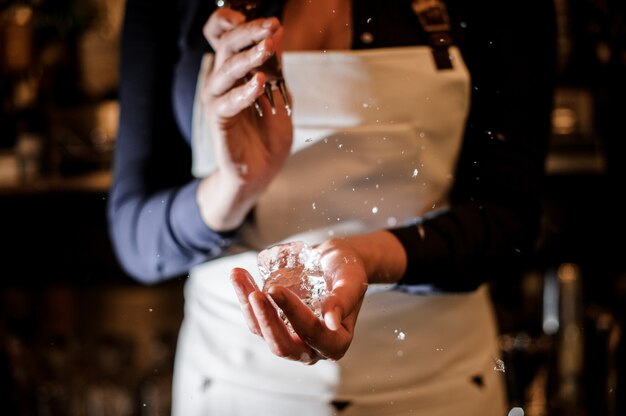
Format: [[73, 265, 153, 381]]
[[196, 170, 257, 231], [342, 231, 408, 284]]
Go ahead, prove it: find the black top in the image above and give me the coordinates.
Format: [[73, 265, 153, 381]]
[[107, 0, 556, 291]]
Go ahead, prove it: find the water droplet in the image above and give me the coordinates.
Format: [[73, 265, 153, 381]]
[[460, 21, 468, 28], [371, 206, 379, 214], [366, 17, 372, 24], [412, 169, 419, 178], [362, 102, 370, 108], [493, 358, 506, 373], [360, 32, 374, 44], [149, 308, 153, 312], [507, 407, 524, 416], [312, 202, 316, 210], [338, 143, 343, 149], [397, 350, 404, 357], [435, 347, 444, 352], [417, 224, 426, 239], [394, 329, 406, 341], [387, 217, 397, 227]]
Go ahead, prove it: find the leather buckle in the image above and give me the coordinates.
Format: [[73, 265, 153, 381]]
[[411, 0, 451, 33]]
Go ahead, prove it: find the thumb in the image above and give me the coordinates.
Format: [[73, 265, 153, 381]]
[[322, 297, 342, 331]]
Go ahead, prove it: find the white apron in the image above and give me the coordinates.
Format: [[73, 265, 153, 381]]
[[172, 46, 507, 416]]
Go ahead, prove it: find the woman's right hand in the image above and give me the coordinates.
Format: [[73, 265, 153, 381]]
[[197, 7, 293, 232]]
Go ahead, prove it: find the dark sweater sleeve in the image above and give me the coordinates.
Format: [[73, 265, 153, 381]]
[[107, 0, 234, 284], [389, 0, 557, 291]]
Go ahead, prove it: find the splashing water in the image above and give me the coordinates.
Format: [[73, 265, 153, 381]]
[[394, 329, 406, 341], [493, 358, 506, 373]]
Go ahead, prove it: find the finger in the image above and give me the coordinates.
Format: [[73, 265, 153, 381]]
[[318, 246, 368, 328], [203, 8, 246, 49], [322, 272, 368, 328], [230, 268, 262, 335], [248, 291, 302, 359], [215, 17, 280, 57], [210, 71, 266, 118], [208, 37, 275, 97], [323, 293, 362, 334], [268, 286, 337, 352], [323, 303, 342, 332]]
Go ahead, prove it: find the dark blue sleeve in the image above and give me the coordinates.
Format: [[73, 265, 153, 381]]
[[107, 0, 234, 284], [388, 0, 557, 291]]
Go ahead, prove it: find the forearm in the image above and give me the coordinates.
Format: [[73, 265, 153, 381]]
[[108, 178, 235, 283]]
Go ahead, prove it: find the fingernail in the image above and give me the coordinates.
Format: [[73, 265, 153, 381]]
[[262, 19, 273, 28], [324, 307, 341, 331], [268, 286, 284, 303]]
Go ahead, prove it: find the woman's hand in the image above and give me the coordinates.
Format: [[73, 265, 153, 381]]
[[230, 239, 369, 364], [197, 8, 293, 231]]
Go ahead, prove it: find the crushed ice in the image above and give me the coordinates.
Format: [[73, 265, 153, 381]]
[[258, 241, 329, 332]]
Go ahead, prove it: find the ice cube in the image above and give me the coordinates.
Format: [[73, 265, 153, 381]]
[[258, 241, 328, 332]]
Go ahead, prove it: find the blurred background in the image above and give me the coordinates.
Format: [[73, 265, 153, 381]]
[[0, 0, 624, 415]]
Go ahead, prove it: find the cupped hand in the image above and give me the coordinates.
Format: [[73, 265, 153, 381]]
[[197, 8, 293, 231], [230, 239, 369, 364]]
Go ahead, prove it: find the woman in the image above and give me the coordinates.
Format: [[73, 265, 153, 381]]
[[107, 0, 556, 414]]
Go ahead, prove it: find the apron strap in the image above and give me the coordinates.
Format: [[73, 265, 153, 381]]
[[412, 0, 454, 70]]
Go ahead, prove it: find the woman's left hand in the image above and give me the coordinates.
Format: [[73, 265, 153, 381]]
[[230, 239, 369, 364]]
